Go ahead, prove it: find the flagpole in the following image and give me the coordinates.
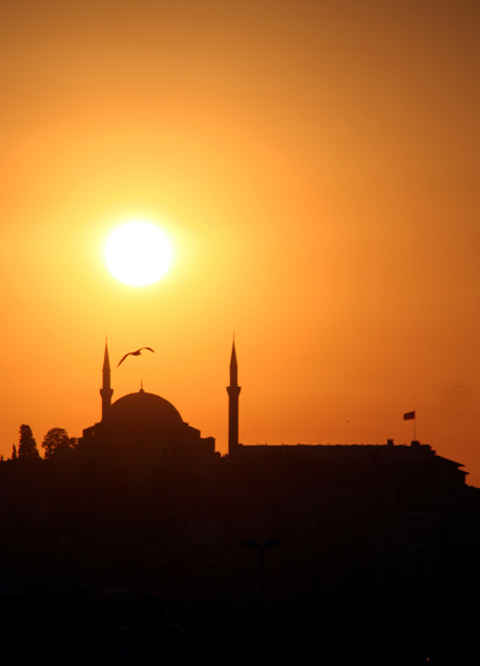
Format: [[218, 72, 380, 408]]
[[403, 411, 416, 442]]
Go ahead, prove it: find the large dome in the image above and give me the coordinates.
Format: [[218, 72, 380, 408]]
[[106, 389, 183, 430]]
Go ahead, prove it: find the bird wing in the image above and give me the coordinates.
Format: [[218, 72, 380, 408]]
[[117, 352, 131, 367], [142, 347, 155, 353]]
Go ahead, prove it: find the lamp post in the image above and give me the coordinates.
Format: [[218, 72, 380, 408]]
[[242, 538, 280, 600]]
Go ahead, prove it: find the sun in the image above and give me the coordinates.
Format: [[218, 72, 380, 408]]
[[104, 220, 173, 286]]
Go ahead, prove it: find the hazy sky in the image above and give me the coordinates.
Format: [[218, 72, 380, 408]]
[[1, 1, 479, 480]]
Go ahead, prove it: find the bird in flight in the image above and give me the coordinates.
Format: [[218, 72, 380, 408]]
[[117, 347, 155, 367]]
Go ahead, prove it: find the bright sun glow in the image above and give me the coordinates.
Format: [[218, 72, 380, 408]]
[[105, 221, 173, 286]]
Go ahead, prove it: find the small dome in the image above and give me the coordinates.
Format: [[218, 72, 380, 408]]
[[106, 390, 183, 430]]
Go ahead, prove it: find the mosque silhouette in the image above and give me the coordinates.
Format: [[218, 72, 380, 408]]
[[80, 341, 215, 462], [78, 340, 467, 492]]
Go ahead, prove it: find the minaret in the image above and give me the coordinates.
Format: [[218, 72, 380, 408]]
[[99, 338, 114, 421], [226, 339, 241, 456]]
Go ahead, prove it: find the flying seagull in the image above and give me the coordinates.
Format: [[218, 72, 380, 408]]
[[117, 347, 155, 367]]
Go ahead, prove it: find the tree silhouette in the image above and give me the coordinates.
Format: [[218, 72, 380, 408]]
[[42, 427, 74, 459], [11, 444, 17, 461], [18, 425, 40, 461]]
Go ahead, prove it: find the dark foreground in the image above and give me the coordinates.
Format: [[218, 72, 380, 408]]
[[1, 591, 477, 663], [0, 457, 479, 662]]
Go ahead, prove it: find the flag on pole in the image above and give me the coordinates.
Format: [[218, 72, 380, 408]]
[[403, 411, 415, 420]]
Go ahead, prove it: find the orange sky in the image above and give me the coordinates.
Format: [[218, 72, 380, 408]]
[[1, 1, 479, 481]]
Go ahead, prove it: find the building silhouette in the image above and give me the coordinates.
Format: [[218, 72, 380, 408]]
[[76, 339, 468, 492], [79, 340, 215, 463]]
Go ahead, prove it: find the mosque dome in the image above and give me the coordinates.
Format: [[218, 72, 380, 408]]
[[105, 389, 184, 431]]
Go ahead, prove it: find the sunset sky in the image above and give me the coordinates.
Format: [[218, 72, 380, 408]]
[[1, 2, 479, 481]]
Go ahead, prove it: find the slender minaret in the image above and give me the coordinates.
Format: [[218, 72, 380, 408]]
[[99, 338, 114, 421], [226, 339, 241, 456]]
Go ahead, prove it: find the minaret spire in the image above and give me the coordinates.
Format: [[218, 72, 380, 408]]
[[100, 338, 114, 420], [227, 337, 241, 456], [230, 338, 238, 386]]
